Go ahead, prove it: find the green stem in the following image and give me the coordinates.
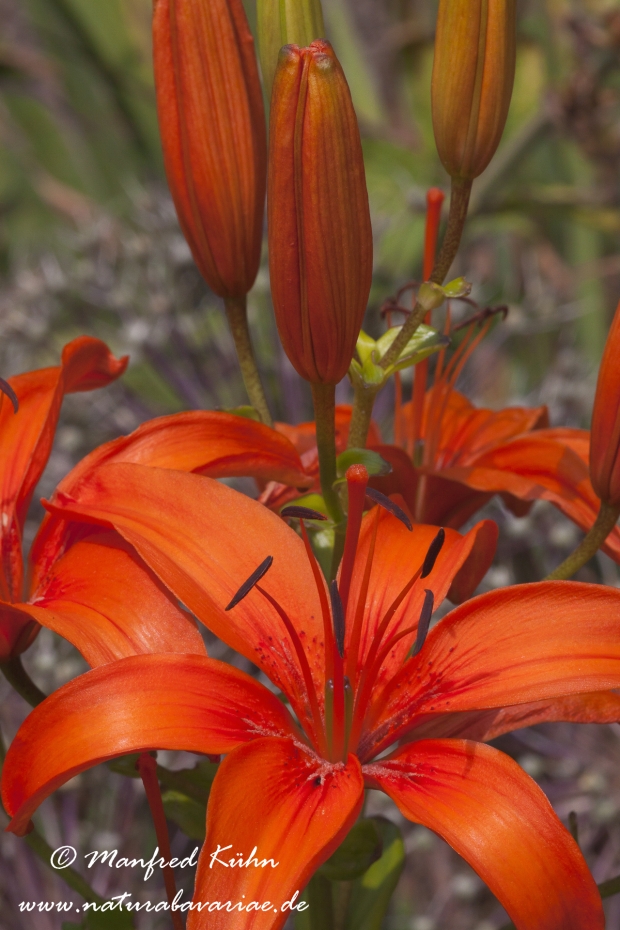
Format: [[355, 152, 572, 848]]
[[346, 384, 380, 451], [311, 383, 344, 526], [430, 177, 473, 285], [0, 656, 47, 707], [224, 295, 273, 427], [545, 501, 620, 580], [378, 302, 427, 373]]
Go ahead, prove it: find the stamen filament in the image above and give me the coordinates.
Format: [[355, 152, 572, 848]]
[[331, 650, 346, 762], [343, 676, 354, 758], [300, 520, 335, 682], [256, 584, 326, 756], [346, 507, 380, 683], [324, 679, 334, 759]]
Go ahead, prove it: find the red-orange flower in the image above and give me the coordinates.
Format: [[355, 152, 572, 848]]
[[153, 0, 266, 298], [3, 464, 618, 928], [268, 40, 373, 384], [590, 298, 620, 506], [0, 344, 311, 667]]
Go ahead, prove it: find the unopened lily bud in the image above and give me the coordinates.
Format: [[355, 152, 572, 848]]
[[432, 0, 516, 181], [257, 0, 326, 100], [268, 41, 373, 385], [153, 0, 266, 299], [591, 300, 620, 506]]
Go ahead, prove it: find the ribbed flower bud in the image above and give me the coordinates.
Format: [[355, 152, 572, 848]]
[[257, 0, 326, 101], [153, 0, 266, 298], [591, 300, 620, 507], [268, 41, 373, 385], [432, 0, 516, 181]]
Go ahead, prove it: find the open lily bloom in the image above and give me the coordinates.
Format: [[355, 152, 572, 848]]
[[3, 464, 620, 928], [1, 340, 310, 667], [264, 315, 620, 562], [373, 315, 620, 559]]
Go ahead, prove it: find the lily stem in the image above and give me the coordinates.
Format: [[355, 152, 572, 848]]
[[311, 383, 345, 527], [377, 177, 473, 376], [0, 655, 46, 707], [224, 295, 273, 427], [545, 500, 620, 581], [137, 753, 184, 930], [347, 383, 379, 451], [430, 178, 473, 285]]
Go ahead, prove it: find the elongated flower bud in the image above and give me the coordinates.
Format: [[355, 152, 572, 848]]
[[268, 41, 373, 385], [432, 0, 516, 181], [591, 300, 620, 506], [257, 0, 326, 101], [153, 0, 267, 298]]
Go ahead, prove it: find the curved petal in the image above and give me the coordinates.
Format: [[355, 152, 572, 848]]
[[188, 738, 364, 930], [362, 582, 620, 758], [30, 411, 311, 592], [400, 691, 620, 743], [364, 740, 603, 930], [2, 654, 298, 836], [346, 507, 497, 689], [46, 463, 328, 732], [436, 433, 620, 562], [0, 337, 127, 601], [20, 533, 205, 667]]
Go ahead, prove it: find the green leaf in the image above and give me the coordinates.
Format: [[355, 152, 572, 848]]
[[294, 874, 333, 930], [376, 324, 450, 376], [344, 817, 406, 930], [162, 790, 207, 841], [280, 494, 330, 520], [336, 449, 392, 479], [319, 819, 382, 882], [443, 276, 472, 298]]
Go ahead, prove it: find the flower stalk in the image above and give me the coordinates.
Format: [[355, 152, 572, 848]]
[[0, 656, 46, 708], [546, 501, 620, 581], [311, 383, 344, 529], [224, 296, 273, 426]]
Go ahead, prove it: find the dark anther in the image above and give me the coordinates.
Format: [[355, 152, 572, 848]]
[[0, 378, 18, 414], [412, 590, 435, 657], [281, 506, 327, 522], [365, 488, 412, 531], [330, 581, 345, 658], [225, 556, 273, 611], [421, 528, 446, 578]]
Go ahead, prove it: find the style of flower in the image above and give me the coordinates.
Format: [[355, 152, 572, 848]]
[[3, 463, 620, 929], [1, 341, 310, 667]]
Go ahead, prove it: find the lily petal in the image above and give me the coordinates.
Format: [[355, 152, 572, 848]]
[[346, 507, 496, 688], [17, 532, 205, 667], [400, 691, 620, 742], [363, 582, 620, 758], [2, 654, 297, 836], [437, 432, 620, 562], [188, 737, 364, 930], [30, 411, 311, 592], [0, 337, 127, 601], [46, 463, 328, 732], [365, 740, 603, 930]]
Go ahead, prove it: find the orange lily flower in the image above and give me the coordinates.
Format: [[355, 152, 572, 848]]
[[1, 342, 311, 667], [370, 314, 620, 561], [3, 464, 619, 928], [263, 313, 620, 563]]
